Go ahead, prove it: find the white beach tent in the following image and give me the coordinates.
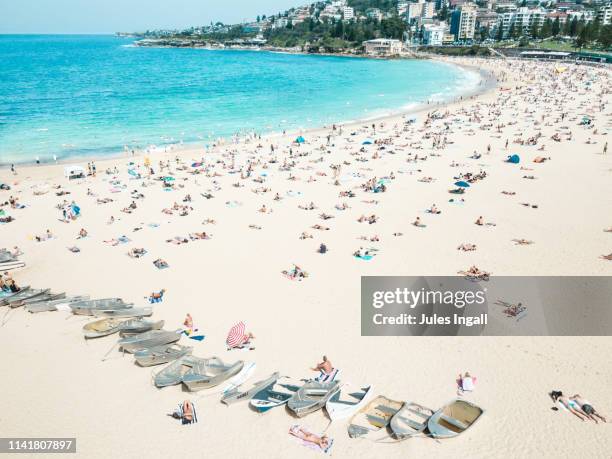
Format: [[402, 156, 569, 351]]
[[64, 165, 85, 180]]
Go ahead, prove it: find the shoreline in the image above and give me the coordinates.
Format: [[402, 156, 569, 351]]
[[1, 57, 495, 172]]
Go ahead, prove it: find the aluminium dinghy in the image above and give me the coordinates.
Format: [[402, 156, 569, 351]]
[[118, 329, 181, 353], [390, 402, 434, 440], [26, 295, 90, 313], [92, 306, 152, 319], [134, 343, 192, 367], [118, 319, 165, 337], [182, 357, 244, 392], [249, 379, 301, 413], [2, 288, 49, 307], [325, 384, 374, 422], [154, 355, 204, 388], [70, 298, 130, 315], [83, 318, 125, 339], [347, 396, 404, 438], [287, 380, 341, 418], [427, 399, 484, 439], [221, 371, 280, 405]]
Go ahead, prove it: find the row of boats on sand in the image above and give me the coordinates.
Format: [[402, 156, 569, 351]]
[[2, 289, 485, 441]]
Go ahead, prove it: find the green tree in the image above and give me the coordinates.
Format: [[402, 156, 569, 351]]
[[508, 22, 516, 39], [529, 22, 539, 38], [540, 18, 552, 38], [552, 17, 560, 36], [599, 24, 612, 48], [575, 27, 588, 49], [569, 17, 578, 36], [496, 23, 504, 41]]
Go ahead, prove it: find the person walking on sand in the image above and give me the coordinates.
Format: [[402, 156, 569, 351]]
[[604, 142, 608, 155]]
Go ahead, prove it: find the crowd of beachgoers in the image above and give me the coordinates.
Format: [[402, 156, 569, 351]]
[[0, 57, 611, 458]]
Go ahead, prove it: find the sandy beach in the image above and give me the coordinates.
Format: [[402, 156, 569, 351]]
[[1, 57, 611, 458]]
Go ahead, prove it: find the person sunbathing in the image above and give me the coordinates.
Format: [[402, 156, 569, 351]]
[[299, 232, 313, 239], [169, 400, 196, 425], [428, 204, 441, 214], [77, 228, 88, 239], [413, 217, 425, 227], [600, 253, 612, 261], [153, 258, 169, 269], [533, 156, 550, 163], [189, 232, 210, 240], [513, 239, 534, 245], [319, 213, 334, 220], [128, 248, 146, 258], [475, 216, 484, 226], [551, 392, 588, 422], [457, 243, 477, 251], [570, 395, 607, 423], [289, 425, 330, 450], [149, 289, 165, 302], [311, 224, 329, 231], [501, 191, 516, 195]]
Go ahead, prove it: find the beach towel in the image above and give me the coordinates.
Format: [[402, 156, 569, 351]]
[[355, 254, 374, 261], [289, 425, 334, 454], [189, 335, 205, 341], [315, 368, 340, 383], [172, 402, 198, 425]]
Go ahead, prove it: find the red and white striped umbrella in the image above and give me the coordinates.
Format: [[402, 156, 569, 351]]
[[226, 321, 246, 348]]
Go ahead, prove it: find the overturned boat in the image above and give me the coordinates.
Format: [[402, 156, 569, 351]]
[[118, 329, 181, 353], [2, 288, 49, 307], [287, 380, 341, 418], [70, 298, 131, 315], [26, 295, 90, 313], [92, 306, 152, 319], [134, 343, 192, 367], [118, 319, 165, 337]]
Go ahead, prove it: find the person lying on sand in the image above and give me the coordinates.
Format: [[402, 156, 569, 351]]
[[300, 232, 313, 239], [289, 425, 330, 451], [457, 243, 477, 251], [128, 248, 146, 258], [353, 247, 370, 258], [311, 224, 329, 231], [513, 239, 534, 245], [169, 400, 196, 425], [551, 391, 589, 422], [77, 228, 88, 239], [153, 258, 169, 269], [533, 156, 551, 163], [249, 224, 262, 230], [149, 289, 165, 303], [459, 266, 490, 280], [570, 395, 607, 423], [600, 253, 612, 261], [501, 191, 516, 195], [189, 232, 210, 240]]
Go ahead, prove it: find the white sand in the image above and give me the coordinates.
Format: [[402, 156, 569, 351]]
[[1, 57, 611, 458]]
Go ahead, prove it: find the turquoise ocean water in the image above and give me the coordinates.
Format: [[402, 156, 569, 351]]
[[0, 35, 480, 165]]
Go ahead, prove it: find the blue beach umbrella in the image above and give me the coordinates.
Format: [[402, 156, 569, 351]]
[[162, 176, 175, 182], [454, 181, 470, 188], [295, 136, 305, 143], [362, 139, 373, 145]]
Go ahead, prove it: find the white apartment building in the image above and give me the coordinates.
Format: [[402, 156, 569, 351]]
[[451, 3, 477, 40], [343, 6, 355, 20], [496, 7, 546, 38], [363, 38, 403, 55], [422, 2, 436, 19], [407, 3, 425, 23], [423, 22, 447, 45], [367, 8, 384, 21], [597, 5, 612, 24], [397, 1, 409, 16]]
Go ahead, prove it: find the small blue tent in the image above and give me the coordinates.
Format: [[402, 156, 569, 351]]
[[506, 154, 520, 164]]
